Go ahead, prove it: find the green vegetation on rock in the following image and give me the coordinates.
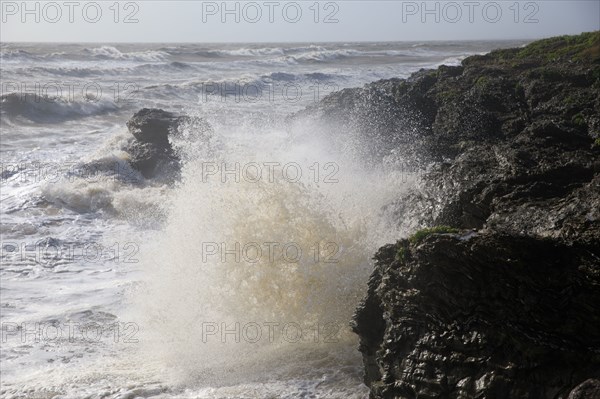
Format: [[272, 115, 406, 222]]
[[463, 31, 600, 66], [395, 246, 407, 262], [572, 113, 586, 127], [395, 226, 461, 262], [408, 226, 459, 245], [475, 76, 490, 88], [515, 31, 600, 62]]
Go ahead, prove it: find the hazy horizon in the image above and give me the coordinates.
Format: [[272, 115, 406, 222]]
[[2, 1, 598, 43], [1, 38, 541, 44]]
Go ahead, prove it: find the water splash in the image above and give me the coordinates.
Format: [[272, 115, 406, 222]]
[[129, 115, 413, 393]]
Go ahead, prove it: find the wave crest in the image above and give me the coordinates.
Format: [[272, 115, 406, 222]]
[[85, 46, 169, 62], [1, 92, 119, 123]]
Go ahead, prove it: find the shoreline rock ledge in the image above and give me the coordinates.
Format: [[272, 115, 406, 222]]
[[335, 32, 600, 398]]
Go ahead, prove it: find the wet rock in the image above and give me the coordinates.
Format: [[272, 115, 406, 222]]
[[124, 140, 179, 181], [126, 108, 181, 147], [568, 379, 600, 399], [366, 32, 599, 242], [352, 232, 600, 399], [291, 32, 599, 165], [123, 108, 212, 180], [343, 32, 600, 398]]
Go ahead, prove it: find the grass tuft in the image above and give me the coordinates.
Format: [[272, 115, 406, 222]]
[[408, 226, 459, 245]]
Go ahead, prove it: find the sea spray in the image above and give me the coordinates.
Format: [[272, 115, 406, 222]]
[[129, 115, 414, 390]]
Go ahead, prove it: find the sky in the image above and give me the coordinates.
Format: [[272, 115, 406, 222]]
[[1, 1, 599, 42]]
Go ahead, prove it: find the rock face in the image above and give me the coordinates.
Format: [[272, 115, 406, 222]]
[[568, 379, 600, 399], [352, 231, 600, 398], [124, 108, 212, 179], [318, 32, 600, 398]]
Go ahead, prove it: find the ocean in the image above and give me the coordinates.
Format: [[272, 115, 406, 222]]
[[1, 40, 526, 398]]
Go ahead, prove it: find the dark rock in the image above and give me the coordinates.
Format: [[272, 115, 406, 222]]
[[568, 379, 600, 399], [354, 32, 600, 243], [123, 108, 212, 179], [126, 108, 180, 147], [124, 140, 179, 181], [341, 32, 600, 398], [352, 232, 600, 399]]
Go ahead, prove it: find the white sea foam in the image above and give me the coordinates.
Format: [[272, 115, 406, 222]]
[[86, 46, 170, 62]]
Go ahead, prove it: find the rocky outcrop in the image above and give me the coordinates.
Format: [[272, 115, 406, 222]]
[[123, 108, 212, 179], [352, 231, 600, 398], [568, 379, 600, 399], [327, 32, 600, 398], [291, 33, 600, 165]]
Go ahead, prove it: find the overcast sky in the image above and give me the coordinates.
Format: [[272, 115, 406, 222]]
[[1, 1, 599, 42]]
